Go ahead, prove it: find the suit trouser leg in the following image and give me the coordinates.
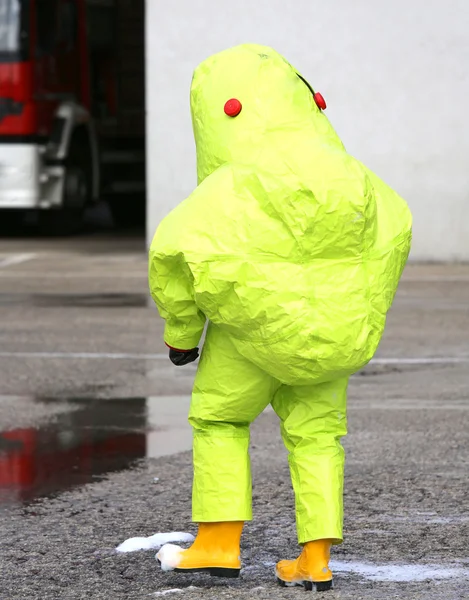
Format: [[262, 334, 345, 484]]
[[272, 377, 349, 544], [189, 325, 280, 522]]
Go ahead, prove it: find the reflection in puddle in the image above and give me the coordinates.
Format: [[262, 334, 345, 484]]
[[0, 396, 192, 506]]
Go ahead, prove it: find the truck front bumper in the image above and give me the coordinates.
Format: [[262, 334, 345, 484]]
[[0, 144, 64, 209]]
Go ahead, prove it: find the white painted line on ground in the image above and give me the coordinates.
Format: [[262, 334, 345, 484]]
[[0, 271, 146, 278], [0, 351, 169, 360], [0, 351, 468, 366], [0, 253, 37, 269], [348, 403, 468, 411], [372, 357, 469, 365], [402, 275, 469, 282]]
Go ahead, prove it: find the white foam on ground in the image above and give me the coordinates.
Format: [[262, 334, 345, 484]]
[[330, 560, 467, 582], [262, 561, 277, 567], [116, 532, 194, 553], [157, 543, 186, 571], [154, 588, 199, 597]]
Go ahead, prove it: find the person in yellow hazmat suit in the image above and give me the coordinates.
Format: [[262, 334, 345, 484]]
[[149, 44, 412, 591]]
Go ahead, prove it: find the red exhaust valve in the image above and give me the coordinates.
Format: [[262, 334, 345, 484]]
[[224, 98, 242, 117], [314, 92, 327, 111]]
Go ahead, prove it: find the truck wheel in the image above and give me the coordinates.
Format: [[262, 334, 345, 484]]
[[64, 166, 88, 209], [52, 166, 89, 234], [39, 167, 89, 235], [40, 135, 92, 235], [61, 135, 93, 227]]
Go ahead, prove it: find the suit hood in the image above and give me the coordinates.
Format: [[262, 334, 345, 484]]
[[190, 44, 344, 183]]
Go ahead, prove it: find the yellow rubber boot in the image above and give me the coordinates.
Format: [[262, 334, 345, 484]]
[[157, 522, 243, 578], [276, 539, 333, 592]]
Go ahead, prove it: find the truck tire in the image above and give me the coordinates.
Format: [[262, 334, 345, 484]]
[[62, 132, 93, 225], [40, 131, 93, 234]]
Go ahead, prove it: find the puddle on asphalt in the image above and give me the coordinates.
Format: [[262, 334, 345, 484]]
[[0, 396, 191, 506], [0, 293, 147, 308]]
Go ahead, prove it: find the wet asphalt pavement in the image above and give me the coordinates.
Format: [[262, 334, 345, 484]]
[[0, 232, 468, 599]]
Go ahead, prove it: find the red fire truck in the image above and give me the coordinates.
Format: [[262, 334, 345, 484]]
[[0, 0, 145, 228]]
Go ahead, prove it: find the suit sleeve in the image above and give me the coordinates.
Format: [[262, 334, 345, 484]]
[[149, 248, 206, 351]]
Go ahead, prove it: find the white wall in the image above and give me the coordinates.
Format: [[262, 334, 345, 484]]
[[146, 0, 469, 261]]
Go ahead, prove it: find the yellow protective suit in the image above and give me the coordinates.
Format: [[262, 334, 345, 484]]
[[149, 44, 412, 544]]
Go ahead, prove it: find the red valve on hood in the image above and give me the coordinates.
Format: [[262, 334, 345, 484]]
[[224, 98, 242, 117], [314, 92, 327, 111]]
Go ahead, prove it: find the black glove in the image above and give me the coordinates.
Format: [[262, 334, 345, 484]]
[[169, 347, 199, 366]]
